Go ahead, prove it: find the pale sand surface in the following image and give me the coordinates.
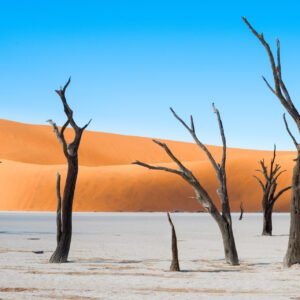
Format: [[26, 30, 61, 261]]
[[0, 212, 299, 299]]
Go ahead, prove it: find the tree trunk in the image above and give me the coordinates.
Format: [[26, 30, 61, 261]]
[[262, 205, 273, 236], [56, 173, 62, 245], [217, 186, 239, 265], [209, 204, 239, 266], [167, 213, 180, 272], [49, 157, 78, 263], [219, 218, 239, 265], [284, 157, 300, 267]]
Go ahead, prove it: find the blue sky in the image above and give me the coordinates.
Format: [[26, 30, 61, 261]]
[[1, 1, 300, 150]]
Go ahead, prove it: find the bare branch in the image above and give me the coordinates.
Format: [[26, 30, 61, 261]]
[[82, 118, 92, 131], [274, 169, 287, 181], [170, 107, 219, 173], [243, 17, 300, 130], [190, 115, 195, 133], [63, 77, 71, 92], [276, 38, 281, 79], [269, 144, 276, 178], [273, 186, 292, 203], [276, 38, 293, 107], [253, 175, 265, 191], [55, 78, 80, 134], [152, 139, 190, 174], [47, 119, 63, 145], [132, 160, 183, 176], [242, 17, 281, 94], [133, 138, 218, 215], [47, 119, 69, 157], [50, 78, 92, 160], [242, 17, 281, 95], [283, 113, 299, 149], [212, 103, 226, 169], [262, 76, 276, 95], [170, 107, 193, 132], [60, 119, 70, 136], [268, 181, 277, 202], [271, 164, 281, 178], [259, 159, 269, 181]]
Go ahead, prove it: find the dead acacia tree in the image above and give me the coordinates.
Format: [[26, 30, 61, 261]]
[[133, 104, 239, 265], [243, 17, 300, 266], [254, 145, 291, 236], [167, 212, 180, 271], [47, 78, 91, 263]]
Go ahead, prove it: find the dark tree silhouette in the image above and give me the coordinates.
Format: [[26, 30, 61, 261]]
[[133, 104, 239, 265], [254, 145, 291, 235], [48, 78, 91, 263], [243, 17, 300, 266], [167, 213, 180, 271]]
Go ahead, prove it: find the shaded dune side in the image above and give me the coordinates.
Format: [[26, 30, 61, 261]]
[[0, 119, 296, 212], [0, 150, 294, 212]]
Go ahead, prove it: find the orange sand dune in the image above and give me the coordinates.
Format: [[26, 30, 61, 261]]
[[0, 119, 296, 212]]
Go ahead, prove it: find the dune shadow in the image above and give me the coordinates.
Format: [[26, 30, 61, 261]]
[[272, 234, 289, 237], [0, 231, 53, 235], [255, 234, 289, 237], [246, 262, 270, 266], [74, 258, 143, 264], [181, 269, 241, 273], [191, 258, 224, 263]]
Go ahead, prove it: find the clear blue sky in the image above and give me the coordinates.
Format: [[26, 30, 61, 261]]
[[1, 0, 300, 150]]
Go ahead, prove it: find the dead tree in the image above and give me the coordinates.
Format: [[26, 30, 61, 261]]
[[167, 212, 180, 271], [254, 145, 291, 236], [243, 17, 300, 266], [133, 104, 239, 265], [239, 202, 244, 221], [48, 78, 91, 263]]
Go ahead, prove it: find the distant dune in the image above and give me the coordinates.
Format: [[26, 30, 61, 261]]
[[0, 119, 295, 212]]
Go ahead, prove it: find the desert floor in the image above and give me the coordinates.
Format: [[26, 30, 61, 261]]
[[0, 212, 299, 299]]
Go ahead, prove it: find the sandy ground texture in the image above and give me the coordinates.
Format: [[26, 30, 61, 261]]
[[0, 119, 295, 212], [0, 212, 300, 299]]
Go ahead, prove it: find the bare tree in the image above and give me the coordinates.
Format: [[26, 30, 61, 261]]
[[167, 213, 180, 271], [243, 17, 300, 266], [239, 202, 244, 221], [254, 145, 291, 236], [48, 78, 91, 263], [133, 104, 239, 265]]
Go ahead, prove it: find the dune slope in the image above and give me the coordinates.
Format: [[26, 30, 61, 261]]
[[0, 119, 295, 211]]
